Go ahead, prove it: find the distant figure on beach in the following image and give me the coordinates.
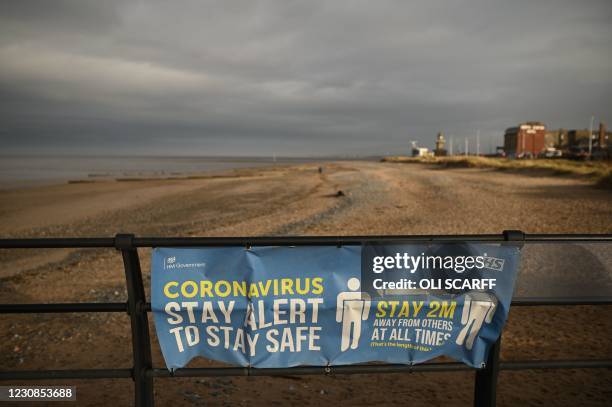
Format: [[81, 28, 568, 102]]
[[336, 278, 371, 351], [318, 166, 323, 174], [455, 292, 498, 350]]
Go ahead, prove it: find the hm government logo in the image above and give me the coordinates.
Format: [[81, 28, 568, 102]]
[[163, 256, 206, 271]]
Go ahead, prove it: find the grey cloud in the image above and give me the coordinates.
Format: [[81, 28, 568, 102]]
[[0, 0, 610, 156]]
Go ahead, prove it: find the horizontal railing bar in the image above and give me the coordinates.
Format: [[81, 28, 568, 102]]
[[0, 369, 133, 380], [3, 359, 609, 382], [0, 238, 115, 249], [134, 234, 612, 246], [1, 233, 610, 249], [524, 234, 612, 242], [142, 297, 612, 312], [500, 359, 612, 370], [2, 297, 610, 315], [511, 297, 612, 306], [0, 303, 128, 313], [150, 362, 471, 377], [133, 233, 612, 246], [149, 358, 612, 377], [133, 234, 508, 247], [128, 233, 612, 246]]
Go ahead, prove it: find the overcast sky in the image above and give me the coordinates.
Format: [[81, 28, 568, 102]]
[[0, 0, 610, 156]]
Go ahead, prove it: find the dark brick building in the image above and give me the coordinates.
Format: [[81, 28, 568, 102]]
[[503, 122, 546, 157]]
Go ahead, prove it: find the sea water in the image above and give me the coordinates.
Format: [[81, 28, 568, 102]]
[[0, 154, 320, 188]]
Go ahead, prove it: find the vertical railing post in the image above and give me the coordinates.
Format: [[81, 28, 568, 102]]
[[473, 230, 523, 406], [115, 234, 154, 407], [474, 336, 501, 407]]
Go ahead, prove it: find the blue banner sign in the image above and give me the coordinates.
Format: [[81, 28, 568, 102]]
[[151, 244, 520, 370]]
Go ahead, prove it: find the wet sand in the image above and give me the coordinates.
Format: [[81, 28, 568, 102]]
[[1, 161, 611, 406]]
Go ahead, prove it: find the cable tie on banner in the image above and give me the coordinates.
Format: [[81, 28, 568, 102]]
[[324, 363, 332, 375]]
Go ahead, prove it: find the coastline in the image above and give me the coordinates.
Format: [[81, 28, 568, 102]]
[[0, 155, 357, 191]]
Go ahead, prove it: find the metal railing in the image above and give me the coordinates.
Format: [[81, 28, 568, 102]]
[[1, 230, 611, 407]]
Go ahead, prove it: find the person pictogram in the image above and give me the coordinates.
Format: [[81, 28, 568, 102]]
[[336, 278, 371, 351], [455, 292, 498, 350]]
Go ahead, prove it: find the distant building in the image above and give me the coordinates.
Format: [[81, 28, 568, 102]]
[[434, 132, 447, 156], [564, 123, 611, 159], [412, 147, 432, 157], [503, 122, 546, 158], [598, 122, 608, 148], [410, 141, 432, 157], [545, 128, 569, 150], [564, 123, 609, 148], [504, 121, 609, 159], [567, 129, 592, 147]]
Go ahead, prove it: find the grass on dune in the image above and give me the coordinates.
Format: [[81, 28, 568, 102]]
[[381, 155, 612, 189]]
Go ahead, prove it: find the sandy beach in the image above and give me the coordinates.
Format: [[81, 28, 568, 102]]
[[1, 161, 611, 406]]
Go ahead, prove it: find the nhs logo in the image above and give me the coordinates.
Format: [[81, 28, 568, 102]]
[[482, 255, 505, 272]]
